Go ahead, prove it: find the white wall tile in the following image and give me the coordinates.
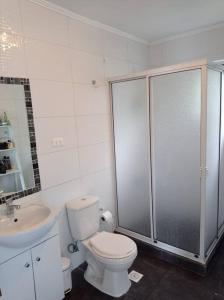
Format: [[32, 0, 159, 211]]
[[0, 42, 27, 77], [103, 31, 128, 59], [81, 168, 115, 214], [130, 63, 149, 73], [105, 57, 130, 77], [41, 179, 83, 208], [39, 149, 79, 189], [149, 26, 224, 67], [128, 40, 150, 66], [78, 142, 112, 176], [71, 50, 105, 84], [0, 0, 154, 269], [31, 80, 74, 117], [76, 115, 111, 146], [35, 117, 77, 154], [21, 0, 68, 46], [148, 43, 164, 68], [0, 0, 23, 35], [69, 19, 103, 54], [41, 179, 84, 265], [0, 0, 25, 78], [74, 84, 110, 115], [25, 39, 72, 81]]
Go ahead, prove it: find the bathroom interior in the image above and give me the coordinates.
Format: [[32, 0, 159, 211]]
[[1, 0, 224, 299]]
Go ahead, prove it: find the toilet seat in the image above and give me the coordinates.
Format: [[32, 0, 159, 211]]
[[89, 231, 137, 259]]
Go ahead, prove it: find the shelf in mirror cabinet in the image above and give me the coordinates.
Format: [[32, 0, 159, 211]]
[[0, 170, 20, 177], [0, 148, 16, 153]]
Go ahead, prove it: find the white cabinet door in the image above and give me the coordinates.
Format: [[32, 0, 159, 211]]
[[32, 236, 64, 300], [0, 251, 35, 300]]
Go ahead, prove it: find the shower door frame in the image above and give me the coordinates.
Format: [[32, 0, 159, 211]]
[[109, 59, 222, 265]]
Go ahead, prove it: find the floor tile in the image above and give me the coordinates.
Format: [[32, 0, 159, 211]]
[[65, 238, 224, 300]]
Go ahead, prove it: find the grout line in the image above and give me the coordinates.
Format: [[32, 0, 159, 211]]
[[34, 115, 75, 119], [37, 146, 77, 156], [29, 77, 107, 86], [77, 140, 111, 149], [34, 113, 112, 119], [41, 166, 112, 192], [41, 178, 81, 191]]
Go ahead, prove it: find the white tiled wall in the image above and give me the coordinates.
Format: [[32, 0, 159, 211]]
[[0, 0, 150, 268], [149, 25, 224, 68]]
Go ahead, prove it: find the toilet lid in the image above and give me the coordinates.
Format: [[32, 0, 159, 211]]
[[89, 231, 136, 259]]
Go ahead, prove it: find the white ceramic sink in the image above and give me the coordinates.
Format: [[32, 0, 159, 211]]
[[0, 204, 58, 248]]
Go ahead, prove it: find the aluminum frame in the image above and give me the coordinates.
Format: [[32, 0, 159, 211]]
[[109, 59, 223, 265]]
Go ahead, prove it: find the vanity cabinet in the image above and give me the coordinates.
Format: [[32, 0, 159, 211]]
[[0, 251, 34, 300], [32, 236, 64, 300], [0, 235, 64, 300]]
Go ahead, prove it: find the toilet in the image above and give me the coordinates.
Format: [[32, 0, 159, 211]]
[[66, 196, 137, 298]]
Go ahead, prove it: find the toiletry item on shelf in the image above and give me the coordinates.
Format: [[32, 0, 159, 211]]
[[0, 161, 6, 174], [2, 157, 8, 170], [2, 112, 10, 125], [7, 140, 14, 149], [0, 142, 8, 149], [3, 156, 11, 170], [7, 156, 12, 170]]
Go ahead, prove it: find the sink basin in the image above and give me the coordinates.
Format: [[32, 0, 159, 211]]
[[0, 204, 58, 248]]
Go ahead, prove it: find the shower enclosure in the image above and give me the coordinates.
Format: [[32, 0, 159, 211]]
[[109, 60, 224, 264]]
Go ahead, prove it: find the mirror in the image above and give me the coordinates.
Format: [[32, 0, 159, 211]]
[[0, 77, 41, 202]]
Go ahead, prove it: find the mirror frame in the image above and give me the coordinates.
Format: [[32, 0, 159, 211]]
[[0, 76, 41, 204]]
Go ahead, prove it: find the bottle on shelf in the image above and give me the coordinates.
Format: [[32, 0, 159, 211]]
[[2, 156, 12, 170], [2, 112, 10, 126], [0, 142, 8, 150], [7, 156, 12, 170], [0, 160, 6, 174], [7, 140, 14, 149]]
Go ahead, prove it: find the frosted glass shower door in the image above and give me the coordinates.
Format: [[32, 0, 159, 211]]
[[150, 69, 201, 254], [205, 69, 221, 252], [112, 79, 151, 237]]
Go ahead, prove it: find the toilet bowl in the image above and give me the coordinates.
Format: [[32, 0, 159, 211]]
[[83, 231, 137, 297], [66, 196, 137, 298]]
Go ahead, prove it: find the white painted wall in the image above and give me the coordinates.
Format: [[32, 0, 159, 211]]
[[149, 25, 224, 68], [0, 0, 150, 268]]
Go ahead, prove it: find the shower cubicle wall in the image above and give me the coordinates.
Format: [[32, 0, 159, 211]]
[[110, 60, 224, 264]]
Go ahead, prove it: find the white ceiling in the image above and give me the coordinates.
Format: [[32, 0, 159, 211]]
[[47, 0, 224, 43]]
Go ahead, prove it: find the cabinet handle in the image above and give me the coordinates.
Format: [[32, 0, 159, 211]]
[[36, 257, 41, 262], [25, 263, 30, 268]]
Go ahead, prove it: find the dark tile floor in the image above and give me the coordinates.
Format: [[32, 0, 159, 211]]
[[65, 239, 224, 300]]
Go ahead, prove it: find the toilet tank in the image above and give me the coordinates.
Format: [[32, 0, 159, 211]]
[[66, 196, 99, 241]]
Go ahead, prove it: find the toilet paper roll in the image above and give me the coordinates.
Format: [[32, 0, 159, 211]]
[[101, 210, 113, 223]]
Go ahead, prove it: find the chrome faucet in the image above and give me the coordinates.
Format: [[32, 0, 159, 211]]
[[5, 198, 21, 216]]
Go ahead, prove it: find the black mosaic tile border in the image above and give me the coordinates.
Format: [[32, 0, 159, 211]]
[[0, 77, 41, 204]]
